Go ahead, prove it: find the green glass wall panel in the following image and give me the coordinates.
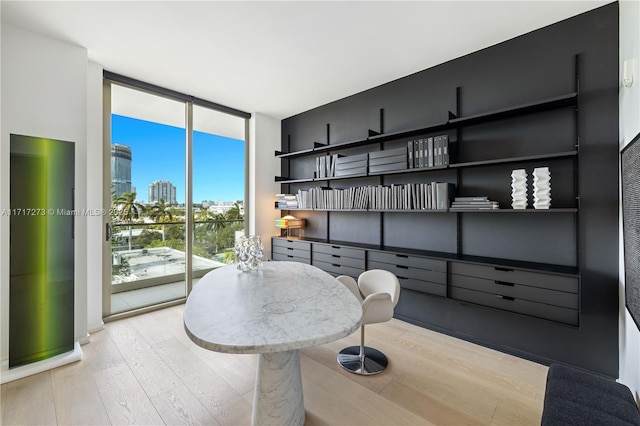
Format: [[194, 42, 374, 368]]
[[9, 134, 74, 368]]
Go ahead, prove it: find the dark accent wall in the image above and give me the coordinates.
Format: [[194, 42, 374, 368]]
[[281, 3, 619, 376]]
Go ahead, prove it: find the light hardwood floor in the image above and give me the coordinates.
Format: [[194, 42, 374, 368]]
[[1, 304, 548, 425]]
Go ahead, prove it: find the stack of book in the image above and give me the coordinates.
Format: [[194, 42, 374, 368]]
[[315, 154, 339, 178], [334, 153, 367, 177], [292, 182, 455, 211], [450, 196, 500, 210], [368, 147, 407, 173], [276, 193, 298, 209], [408, 134, 450, 169], [295, 186, 369, 210]]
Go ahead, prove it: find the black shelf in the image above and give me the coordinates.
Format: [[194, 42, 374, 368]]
[[449, 151, 578, 169], [276, 91, 578, 159], [449, 208, 577, 213], [276, 151, 577, 183], [275, 147, 315, 159], [448, 92, 578, 127], [277, 208, 576, 213]]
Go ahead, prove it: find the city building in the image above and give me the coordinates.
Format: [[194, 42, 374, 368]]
[[148, 179, 176, 205], [110, 143, 132, 197]]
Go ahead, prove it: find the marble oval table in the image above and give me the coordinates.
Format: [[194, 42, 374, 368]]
[[183, 261, 362, 426]]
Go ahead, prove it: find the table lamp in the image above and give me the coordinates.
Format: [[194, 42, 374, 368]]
[[275, 215, 305, 237]]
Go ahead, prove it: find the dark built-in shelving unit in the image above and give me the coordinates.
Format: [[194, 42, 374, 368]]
[[275, 74, 581, 311], [273, 3, 620, 378]]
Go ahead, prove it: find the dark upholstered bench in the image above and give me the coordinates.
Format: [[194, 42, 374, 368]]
[[542, 364, 640, 426]]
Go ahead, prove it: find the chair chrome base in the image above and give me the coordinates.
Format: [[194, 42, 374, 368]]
[[337, 345, 388, 375]]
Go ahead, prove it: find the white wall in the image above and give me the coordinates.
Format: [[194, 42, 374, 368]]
[[86, 61, 104, 333], [1, 23, 89, 372], [619, 0, 640, 401], [249, 113, 281, 260]]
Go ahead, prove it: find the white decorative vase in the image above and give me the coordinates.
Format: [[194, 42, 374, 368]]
[[533, 167, 551, 209], [235, 235, 264, 272], [511, 169, 528, 209]]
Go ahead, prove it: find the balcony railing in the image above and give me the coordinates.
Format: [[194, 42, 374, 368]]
[[111, 219, 244, 292]]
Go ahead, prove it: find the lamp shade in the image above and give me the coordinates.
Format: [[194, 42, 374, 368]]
[[275, 215, 305, 229]]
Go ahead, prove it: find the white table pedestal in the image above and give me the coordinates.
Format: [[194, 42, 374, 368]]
[[253, 350, 304, 426]]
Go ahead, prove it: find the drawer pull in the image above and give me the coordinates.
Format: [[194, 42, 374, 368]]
[[287, 240, 295, 243], [332, 254, 340, 258], [331, 245, 341, 249], [494, 280, 515, 287], [287, 255, 294, 258], [397, 276, 409, 280], [287, 247, 294, 251], [495, 294, 515, 301], [396, 265, 409, 269], [494, 267, 514, 272], [395, 254, 409, 258], [332, 263, 341, 267]]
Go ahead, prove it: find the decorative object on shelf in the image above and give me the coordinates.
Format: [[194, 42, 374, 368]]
[[511, 169, 528, 209], [275, 215, 305, 237], [235, 235, 264, 272], [276, 193, 298, 209], [533, 167, 552, 209]]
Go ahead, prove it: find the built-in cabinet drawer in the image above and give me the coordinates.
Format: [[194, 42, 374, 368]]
[[271, 238, 311, 264], [312, 243, 365, 277], [449, 261, 579, 325], [312, 261, 365, 278], [368, 250, 446, 297], [313, 243, 365, 261], [450, 262, 578, 293]]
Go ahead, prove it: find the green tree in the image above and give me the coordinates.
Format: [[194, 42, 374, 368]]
[[113, 192, 145, 250], [225, 202, 243, 221], [149, 198, 173, 241], [135, 229, 163, 247]]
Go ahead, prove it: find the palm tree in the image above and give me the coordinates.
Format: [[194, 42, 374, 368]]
[[225, 201, 243, 221], [113, 192, 145, 250], [149, 198, 173, 241]]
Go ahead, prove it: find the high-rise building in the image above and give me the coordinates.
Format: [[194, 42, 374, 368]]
[[148, 180, 177, 204], [111, 143, 132, 197]]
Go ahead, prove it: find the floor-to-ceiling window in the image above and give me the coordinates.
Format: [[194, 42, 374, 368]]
[[103, 74, 249, 318]]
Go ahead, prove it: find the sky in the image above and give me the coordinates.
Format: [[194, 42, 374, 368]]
[[112, 114, 244, 204]]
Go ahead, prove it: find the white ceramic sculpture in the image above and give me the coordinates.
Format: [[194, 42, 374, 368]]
[[511, 169, 528, 209], [533, 167, 551, 209]]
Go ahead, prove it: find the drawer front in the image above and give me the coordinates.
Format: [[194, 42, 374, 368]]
[[368, 250, 446, 272], [312, 260, 364, 278], [449, 262, 578, 293], [399, 277, 446, 297], [312, 243, 364, 260], [368, 261, 446, 284], [450, 287, 578, 326], [450, 274, 578, 309], [314, 252, 364, 269], [272, 245, 311, 261], [272, 238, 311, 252], [271, 252, 311, 264]]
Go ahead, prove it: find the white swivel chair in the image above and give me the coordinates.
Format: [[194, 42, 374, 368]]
[[336, 275, 362, 302], [337, 269, 400, 375]]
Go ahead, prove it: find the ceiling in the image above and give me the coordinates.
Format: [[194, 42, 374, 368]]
[[1, 1, 611, 120]]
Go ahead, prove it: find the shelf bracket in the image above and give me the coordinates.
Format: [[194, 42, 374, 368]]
[[368, 129, 381, 137], [448, 111, 458, 121], [326, 123, 330, 146], [313, 141, 327, 149], [275, 176, 291, 182]]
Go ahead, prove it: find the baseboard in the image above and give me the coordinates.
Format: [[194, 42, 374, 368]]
[[0, 341, 83, 384]]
